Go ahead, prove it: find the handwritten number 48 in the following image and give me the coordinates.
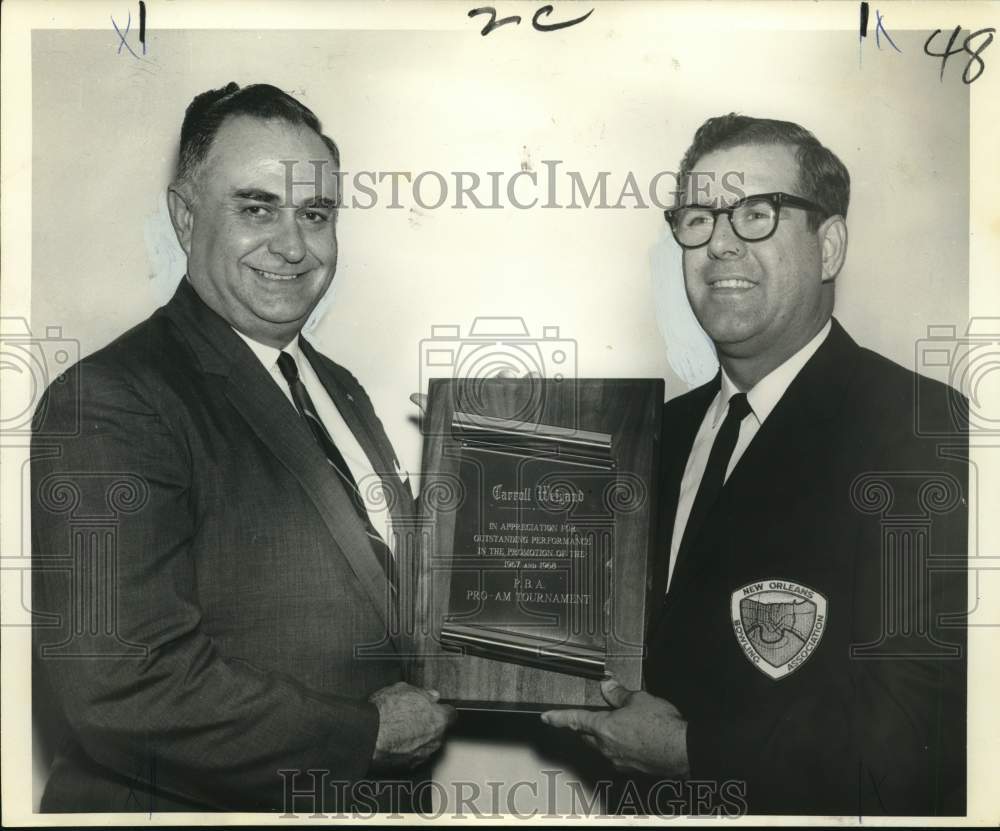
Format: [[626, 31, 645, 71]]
[[924, 26, 995, 84]]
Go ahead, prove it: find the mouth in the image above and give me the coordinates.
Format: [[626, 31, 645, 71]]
[[708, 277, 757, 291], [249, 266, 307, 282]]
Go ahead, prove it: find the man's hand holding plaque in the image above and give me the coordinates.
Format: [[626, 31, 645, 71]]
[[541, 677, 690, 777]]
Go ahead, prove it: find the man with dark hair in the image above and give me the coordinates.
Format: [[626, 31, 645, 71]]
[[175, 82, 342, 182], [676, 114, 851, 231], [544, 114, 967, 816], [32, 82, 454, 812]]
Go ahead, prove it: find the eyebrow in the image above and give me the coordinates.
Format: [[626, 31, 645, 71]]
[[299, 195, 338, 210], [231, 188, 281, 204], [230, 189, 337, 210]]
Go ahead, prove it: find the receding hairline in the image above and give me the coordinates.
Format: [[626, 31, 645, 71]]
[[173, 112, 340, 192]]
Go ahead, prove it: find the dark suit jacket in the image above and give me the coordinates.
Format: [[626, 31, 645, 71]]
[[31, 279, 416, 812], [644, 319, 967, 816]]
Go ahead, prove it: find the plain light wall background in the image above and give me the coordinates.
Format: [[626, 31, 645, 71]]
[[30, 24, 968, 812]]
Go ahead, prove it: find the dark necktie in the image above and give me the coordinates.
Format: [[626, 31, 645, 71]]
[[276, 351, 398, 596], [676, 392, 753, 567]]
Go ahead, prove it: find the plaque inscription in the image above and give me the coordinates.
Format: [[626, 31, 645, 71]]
[[413, 378, 662, 710]]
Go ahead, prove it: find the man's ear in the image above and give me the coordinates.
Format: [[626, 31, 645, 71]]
[[818, 215, 848, 283], [167, 185, 195, 256]]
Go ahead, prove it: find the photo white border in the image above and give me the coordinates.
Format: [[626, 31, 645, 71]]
[[3, 0, 997, 825]]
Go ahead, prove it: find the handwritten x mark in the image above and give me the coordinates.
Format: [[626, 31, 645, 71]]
[[112, 10, 141, 59]]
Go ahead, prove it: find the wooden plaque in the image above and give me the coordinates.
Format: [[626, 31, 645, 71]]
[[411, 378, 662, 711]]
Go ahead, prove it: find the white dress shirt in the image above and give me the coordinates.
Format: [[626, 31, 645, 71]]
[[666, 320, 832, 591], [233, 329, 408, 553]]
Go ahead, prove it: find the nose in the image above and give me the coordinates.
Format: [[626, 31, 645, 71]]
[[268, 214, 307, 263], [706, 213, 744, 260]]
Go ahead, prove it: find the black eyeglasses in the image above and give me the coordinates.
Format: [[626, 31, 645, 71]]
[[664, 192, 827, 249]]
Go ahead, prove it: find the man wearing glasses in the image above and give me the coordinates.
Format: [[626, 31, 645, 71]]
[[544, 114, 967, 816]]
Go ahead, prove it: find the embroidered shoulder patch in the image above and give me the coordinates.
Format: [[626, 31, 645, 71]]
[[730, 579, 827, 680]]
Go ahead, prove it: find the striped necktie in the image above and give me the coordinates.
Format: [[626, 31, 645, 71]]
[[276, 351, 398, 596]]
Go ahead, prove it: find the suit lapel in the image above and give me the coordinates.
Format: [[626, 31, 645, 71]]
[[647, 377, 719, 635], [300, 339, 416, 653], [161, 279, 395, 633], [671, 320, 861, 583], [225, 359, 395, 631], [658, 378, 720, 567]]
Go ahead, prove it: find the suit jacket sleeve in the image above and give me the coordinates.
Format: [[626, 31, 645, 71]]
[[32, 362, 381, 811], [682, 412, 967, 815]]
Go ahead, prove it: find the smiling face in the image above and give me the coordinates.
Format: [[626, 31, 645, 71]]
[[682, 143, 842, 384], [169, 115, 339, 348]]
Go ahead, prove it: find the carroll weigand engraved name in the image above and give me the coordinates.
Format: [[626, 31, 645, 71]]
[[491, 484, 584, 504]]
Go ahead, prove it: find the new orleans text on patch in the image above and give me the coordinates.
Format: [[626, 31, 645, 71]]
[[730, 579, 827, 680]]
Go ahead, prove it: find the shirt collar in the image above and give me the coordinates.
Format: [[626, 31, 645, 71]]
[[712, 320, 832, 428], [231, 327, 301, 373]]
